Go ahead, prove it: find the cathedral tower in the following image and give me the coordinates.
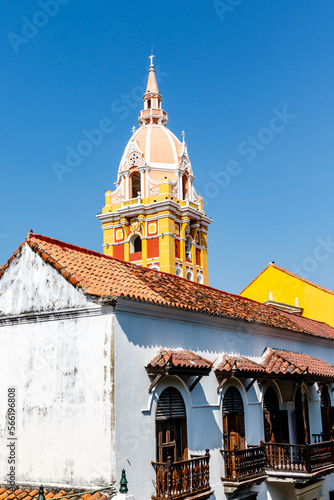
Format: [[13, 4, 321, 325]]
[[97, 56, 212, 284]]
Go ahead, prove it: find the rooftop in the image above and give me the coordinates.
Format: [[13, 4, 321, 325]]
[[2, 233, 334, 341]]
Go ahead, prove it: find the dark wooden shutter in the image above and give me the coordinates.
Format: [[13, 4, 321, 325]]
[[263, 410, 272, 443], [156, 388, 186, 420], [223, 387, 245, 450], [223, 387, 244, 413]]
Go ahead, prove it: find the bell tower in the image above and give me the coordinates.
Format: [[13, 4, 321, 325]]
[[97, 56, 212, 284]]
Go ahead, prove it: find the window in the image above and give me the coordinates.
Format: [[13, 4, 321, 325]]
[[130, 234, 142, 253], [147, 99, 151, 109], [175, 266, 182, 277], [182, 174, 188, 200], [131, 172, 141, 199], [223, 386, 245, 451], [156, 388, 187, 462], [185, 236, 192, 261], [197, 272, 203, 284], [186, 270, 193, 281]]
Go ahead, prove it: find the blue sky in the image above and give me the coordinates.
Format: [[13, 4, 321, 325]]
[[1, 0, 334, 294]]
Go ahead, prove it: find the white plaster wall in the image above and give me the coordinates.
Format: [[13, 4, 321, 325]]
[[113, 301, 334, 500], [0, 244, 89, 316], [0, 312, 115, 487]]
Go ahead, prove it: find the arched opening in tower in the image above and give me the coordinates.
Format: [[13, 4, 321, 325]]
[[182, 174, 188, 200], [130, 234, 142, 253], [131, 172, 141, 199]]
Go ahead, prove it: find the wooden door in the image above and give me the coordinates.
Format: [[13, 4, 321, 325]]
[[223, 387, 245, 450], [295, 386, 310, 445], [156, 388, 187, 462]]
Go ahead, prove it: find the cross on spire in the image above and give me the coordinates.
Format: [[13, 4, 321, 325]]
[[149, 54, 155, 67], [182, 131, 186, 142]]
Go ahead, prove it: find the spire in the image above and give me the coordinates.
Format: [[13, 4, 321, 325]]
[[138, 55, 168, 127], [181, 130, 189, 157], [146, 54, 159, 94]]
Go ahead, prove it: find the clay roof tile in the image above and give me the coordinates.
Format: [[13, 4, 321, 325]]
[[2, 233, 334, 342]]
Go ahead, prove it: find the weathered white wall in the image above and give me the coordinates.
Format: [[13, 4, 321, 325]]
[[0, 312, 115, 487], [0, 245, 116, 487], [0, 243, 89, 316], [113, 300, 334, 500]]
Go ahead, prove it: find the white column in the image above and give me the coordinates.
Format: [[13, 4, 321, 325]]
[[124, 172, 129, 200]]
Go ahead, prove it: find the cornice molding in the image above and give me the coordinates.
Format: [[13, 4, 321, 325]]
[[0, 305, 115, 327]]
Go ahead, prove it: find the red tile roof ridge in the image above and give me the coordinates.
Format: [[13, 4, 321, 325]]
[[162, 348, 213, 365], [262, 347, 304, 373], [240, 262, 334, 296], [2, 233, 334, 342], [26, 233, 279, 303]]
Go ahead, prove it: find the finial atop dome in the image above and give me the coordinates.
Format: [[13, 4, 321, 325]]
[[138, 55, 168, 126]]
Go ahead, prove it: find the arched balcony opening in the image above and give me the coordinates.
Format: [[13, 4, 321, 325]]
[[263, 386, 289, 444], [153, 387, 211, 498]]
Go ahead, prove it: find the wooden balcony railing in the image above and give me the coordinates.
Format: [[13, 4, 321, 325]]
[[152, 451, 211, 499], [221, 446, 266, 483], [264, 441, 334, 474], [312, 433, 324, 443]]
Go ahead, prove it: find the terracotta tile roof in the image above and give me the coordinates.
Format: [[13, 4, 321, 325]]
[[215, 348, 334, 381], [279, 311, 334, 339], [146, 349, 213, 371], [215, 354, 264, 374], [0, 487, 115, 500], [240, 262, 334, 296], [1, 233, 334, 342], [262, 348, 334, 379]]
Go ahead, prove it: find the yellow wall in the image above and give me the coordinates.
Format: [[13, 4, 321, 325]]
[[240, 265, 334, 327]]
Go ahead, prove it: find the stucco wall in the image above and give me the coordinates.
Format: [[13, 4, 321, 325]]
[[113, 300, 334, 500], [0, 312, 115, 487], [0, 245, 116, 487], [0, 243, 89, 316]]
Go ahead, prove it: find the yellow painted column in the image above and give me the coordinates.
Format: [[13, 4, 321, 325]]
[[103, 226, 114, 256], [142, 221, 148, 268], [159, 214, 176, 274]]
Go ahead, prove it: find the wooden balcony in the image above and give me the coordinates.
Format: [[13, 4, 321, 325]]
[[221, 446, 267, 486], [264, 441, 334, 479], [152, 452, 212, 499]]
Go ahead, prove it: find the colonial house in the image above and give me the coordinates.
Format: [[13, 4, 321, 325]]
[[240, 262, 334, 327], [1, 233, 334, 500], [1, 57, 334, 500]]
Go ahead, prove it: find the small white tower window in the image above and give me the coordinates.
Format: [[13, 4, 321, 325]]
[[186, 269, 193, 281], [197, 272, 203, 284], [185, 236, 192, 261], [130, 234, 142, 253], [175, 266, 182, 277]]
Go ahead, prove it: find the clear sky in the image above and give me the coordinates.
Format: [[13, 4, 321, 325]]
[[1, 0, 334, 294]]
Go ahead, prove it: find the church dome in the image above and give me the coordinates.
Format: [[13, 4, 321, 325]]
[[118, 124, 184, 174]]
